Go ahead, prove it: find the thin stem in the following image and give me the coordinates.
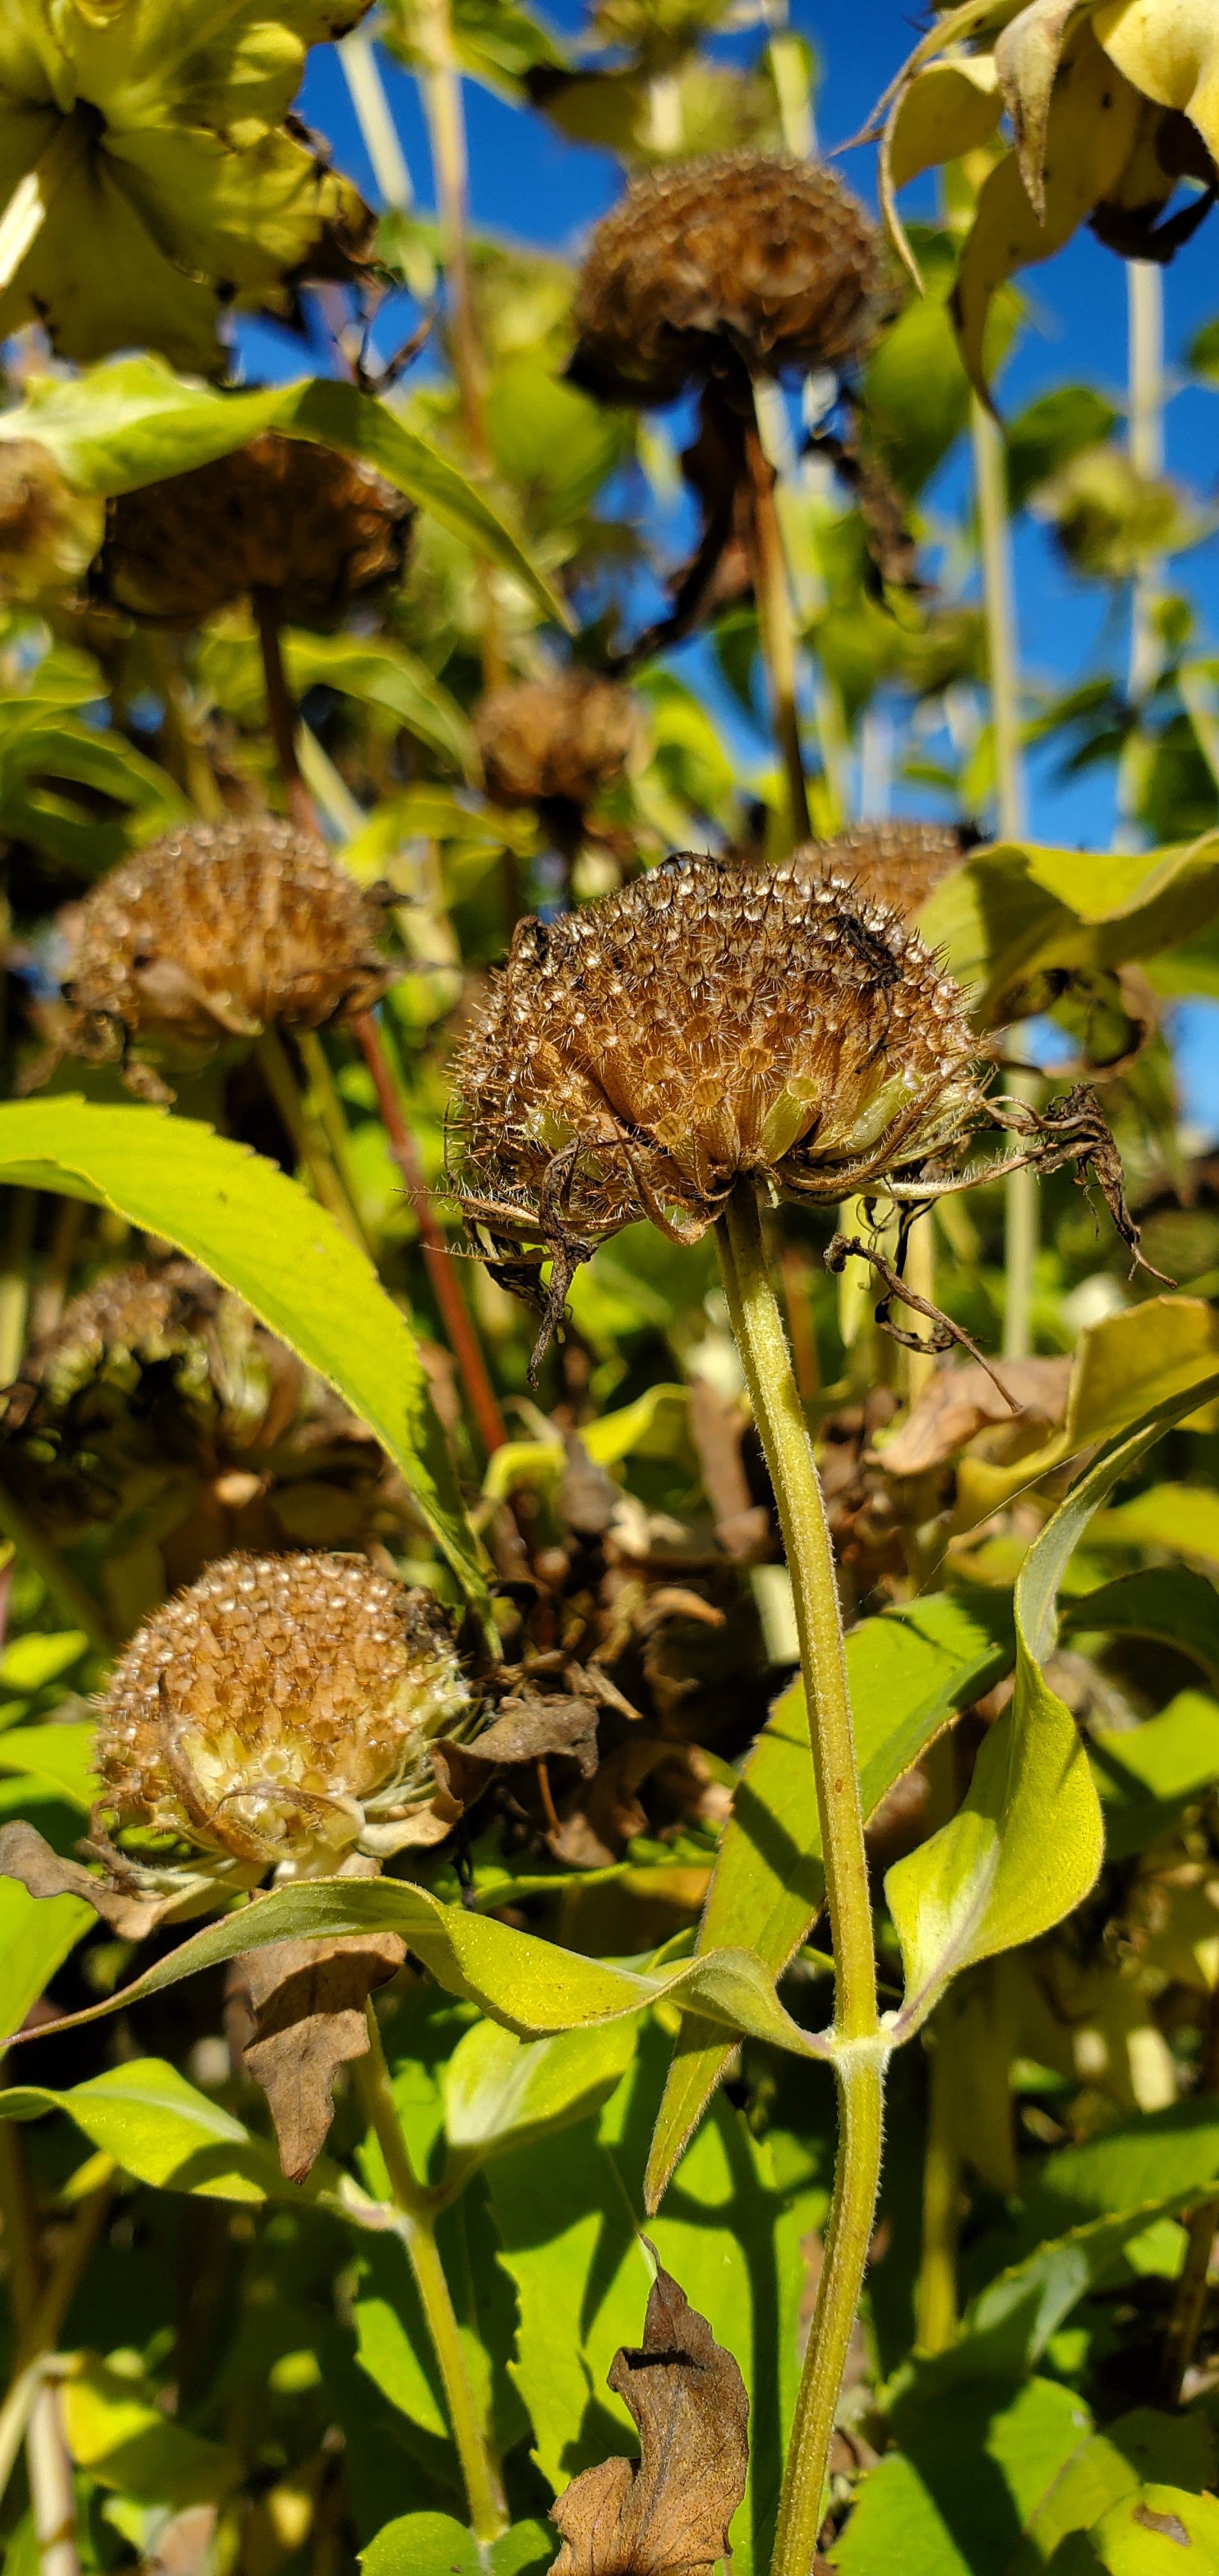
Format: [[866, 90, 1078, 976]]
[[351, 1008, 506, 1457], [29, 1197, 84, 1344], [151, 635, 226, 821], [744, 404, 811, 852], [0, 1472, 111, 1655], [354, 2007, 507, 2543], [1161, 1984, 1219, 2401], [715, 1180, 883, 2576], [915, 2037, 960, 2354], [252, 590, 319, 837], [971, 395, 1036, 1362], [0, 2131, 112, 2531], [254, 1028, 365, 1248], [1126, 259, 1165, 707], [341, 30, 415, 211], [901, 1213, 938, 1407], [0, 1188, 36, 1388], [296, 1029, 376, 1255], [417, 0, 503, 688]]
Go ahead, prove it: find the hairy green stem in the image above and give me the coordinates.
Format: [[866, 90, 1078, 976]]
[[744, 406, 812, 852], [354, 2007, 507, 2543], [716, 1180, 882, 2575]]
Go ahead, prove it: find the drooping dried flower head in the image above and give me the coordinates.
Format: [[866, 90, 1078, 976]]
[[0, 441, 105, 605], [96, 434, 413, 629], [95, 1552, 470, 1876], [475, 674, 641, 813], [570, 153, 881, 407], [800, 822, 972, 925], [451, 852, 981, 1288], [63, 816, 392, 1094]]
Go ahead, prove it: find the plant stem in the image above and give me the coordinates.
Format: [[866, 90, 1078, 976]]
[[744, 402, 811, 852], [351, 1008, 506, 1457], [1117, 261, 1165, 848], [0, 1188, 35, 1388], [296, 1028, 376, 1252], [970, 395, 1036, 1362], [341, 29, 415, 213], [252, 590, 319, 837], [902, 1213, 938, 1406], [915, 2036, 960, 2354], [416, 0, 503, 689], [152, 636, 226, 821], [0, 2127, 112, 2546], [0, 1472, 111, 1655], [29, 1197, 84, 1344], [715, 1179, 882, 2576], [354, 2006, 507, 2543], [1161, 1983, 1219, 2401], [254, 1027, 365, 1248]]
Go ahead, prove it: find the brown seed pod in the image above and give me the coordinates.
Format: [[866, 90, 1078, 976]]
[[475, 674, 641, 812], [451, 852, 981, 1263], [63, 815, 392, 1092], [95, 432, 413, 628], [94, 1551, 470, 1874], [570, 153, 882, 407], [799, 822, 972, 925]]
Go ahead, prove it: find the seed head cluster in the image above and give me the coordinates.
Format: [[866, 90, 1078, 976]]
[[476, 674, 640, 813], [802, 822, 972, 926], [95, 1552, 470, 1874], [6, 1259, 217, 1414], [571, 153, 881, 407], [451, 854, 981, 1257], [96, 433, 413, 628], [64, 816, 392, 1087]]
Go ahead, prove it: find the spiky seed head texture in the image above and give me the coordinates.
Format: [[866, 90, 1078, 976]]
[[801, 822, 971, 925], [571, 153, 881, 407], [96, 434, 413, 629], [95, 1552, 470, 1872], [0, 441, 105, 606], [475, 675, 641, 810], [451, 853, 981, 1248], [6, 1259, 219, 1412], [64, 816, 392, 1076]]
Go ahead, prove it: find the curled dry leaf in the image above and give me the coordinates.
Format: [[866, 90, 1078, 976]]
[[551, 2254, 749, 2576], [878, 1355, 1071, 1477], [235, 1930, 406, 2184], [0, 1818, 171, 1942]]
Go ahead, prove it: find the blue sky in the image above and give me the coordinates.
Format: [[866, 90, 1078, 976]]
[[288, 3, 1219, 1123]]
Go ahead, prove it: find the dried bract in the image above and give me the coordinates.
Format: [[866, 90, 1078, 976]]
[[476, 675, 640, 813], [801, 821, 972, 924], [571, 152, 881, 406], [96, 434, 413, 629], [95, 1552, 471, 1877], [450, 855, 981, 1348], [62, 816, 392, 1094]]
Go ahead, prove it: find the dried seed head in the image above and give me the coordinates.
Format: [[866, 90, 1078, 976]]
[[96, 433, 413, 628], [475, 675, 641, 811], [451, 853, 981, 1259], [95, 1551, 470, 1874], [7, 1259, 219, 1414], [799, 823, 972, 925], [63, 816, 392, 1088], [571, 153, 881, 406], [0, 441, 105, 604]]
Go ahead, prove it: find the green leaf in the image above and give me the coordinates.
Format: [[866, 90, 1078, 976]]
[[0, 1631, 89, 1692], [1009, 2411, 1215, 2576], [1091, 1482, 1219, 1568], [485, 355, 631, 526], [0, 357, 571, 630], [360, 2514, 554, 2576], [832, 2377, 1094, 2576], [1090, 1690, 1219, 1859], [919, 832, 1219, 1030], [1061, 1567, 1219, 1686], [0, 697, 189, 877], [12, 1872, 819, 2064], [883, 1363, 1219, 2035], [0, 1097, 487, 1617], [1007, 385, 1121, 513], [646, 1587, 1014, 2206], [0, 2057, 289, 2202], [61, 2354, 241, 2506], [1029, 2097, 1219, 2238], [0, 1875, 93, 2047], [0, 1719, 96, 1809], [864, 293, 971, 499], [199, 625, 477, 781], [1078, 2486, 1219, 2576], [953, 1297, 1219, 1529], [443, 2018, 637, 2165]]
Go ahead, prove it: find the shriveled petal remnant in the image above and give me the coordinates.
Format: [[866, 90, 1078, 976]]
[[476, 674, 640, 812], [452, 853, 980, 1263], [63, 815, 392, 1090], [95, 1551, 470, 1874], [571, 151, 881, 406], [800, 820, 973, 924], [97, 434, 413, 629]]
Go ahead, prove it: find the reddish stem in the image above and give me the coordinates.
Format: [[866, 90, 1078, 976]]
[[253, 588, 319, 837], [351, 1009, 506, 1458]]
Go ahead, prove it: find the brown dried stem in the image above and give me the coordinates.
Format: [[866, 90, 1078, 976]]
[[252, 587, 319, 838], [351, 1009, 507, 1457]]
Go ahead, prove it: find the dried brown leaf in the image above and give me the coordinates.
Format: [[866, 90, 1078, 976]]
[[551, 2255, 749, 2576], [879, 1356, 1071, 1476], [0, 1819, 169, 1941], [236, 1932, 405, 2183]]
